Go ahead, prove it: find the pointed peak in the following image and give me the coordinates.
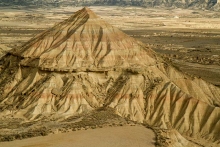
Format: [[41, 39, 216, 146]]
[[83, 7, 91, 11], [80, 7, 99, 18]]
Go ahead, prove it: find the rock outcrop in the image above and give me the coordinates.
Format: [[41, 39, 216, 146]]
[[0, 7, 219, 146]]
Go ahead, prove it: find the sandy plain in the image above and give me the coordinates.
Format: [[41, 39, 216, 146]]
[[1, 125, 155, 147]]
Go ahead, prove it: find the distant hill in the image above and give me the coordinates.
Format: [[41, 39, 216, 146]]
[[0, 0, 219, 10]]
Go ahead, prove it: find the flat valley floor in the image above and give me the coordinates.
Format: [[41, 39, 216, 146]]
[[1, 126, 155, 147]]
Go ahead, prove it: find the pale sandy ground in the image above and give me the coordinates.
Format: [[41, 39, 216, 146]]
[[1, 126, 155, 147], [1, 6, 220, 29]]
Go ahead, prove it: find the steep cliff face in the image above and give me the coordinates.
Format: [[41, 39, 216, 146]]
[[0, 7, 220, 145]]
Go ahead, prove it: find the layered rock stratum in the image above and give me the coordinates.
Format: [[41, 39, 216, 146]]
[[0, 7, 220, 146]]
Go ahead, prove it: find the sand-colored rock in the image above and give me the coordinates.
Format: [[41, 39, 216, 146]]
[[0, 7, 219, 146], [10, 7, 156, 70]]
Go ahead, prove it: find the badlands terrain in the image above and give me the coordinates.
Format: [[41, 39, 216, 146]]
[[0, 6, 220, 86], [0, 6, 220, 147]]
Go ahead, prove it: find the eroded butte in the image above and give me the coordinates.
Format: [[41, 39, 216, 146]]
[[0, 7, 219, 147]]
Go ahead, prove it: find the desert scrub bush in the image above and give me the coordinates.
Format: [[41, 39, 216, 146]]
[[21, 122, 34, 127], [0, 135, 15, 141], [61, 107, 126, 133], [14, 134, 22, 140], [91, 126, 96, 129]]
